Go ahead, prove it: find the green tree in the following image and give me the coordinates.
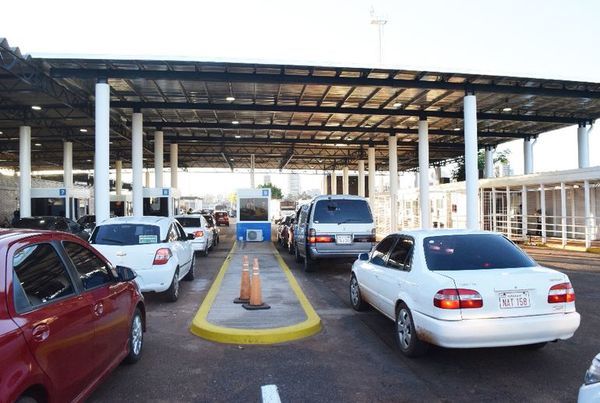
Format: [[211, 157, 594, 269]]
[[258, 183, 283, 199], [451, 149, 510, 181]]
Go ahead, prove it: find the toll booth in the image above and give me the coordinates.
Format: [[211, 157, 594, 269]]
[[236, 188, 271, 242], [30, 187, 91, 220], [143, 188, 181, 217], [110, 193, 132, 216]]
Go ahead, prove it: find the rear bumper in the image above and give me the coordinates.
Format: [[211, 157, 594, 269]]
[[133, 261, 177, 293], [191, 239, 207, 251], [412, 310, 581, 348], [309, 244, 373, 259]]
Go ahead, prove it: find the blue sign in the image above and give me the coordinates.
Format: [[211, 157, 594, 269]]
[[59, 188, 66, 196], [162, 188, 169, 196], [262, 189, 269, 197]]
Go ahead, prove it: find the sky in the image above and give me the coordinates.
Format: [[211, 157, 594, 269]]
[[4, 0, 600, 195]]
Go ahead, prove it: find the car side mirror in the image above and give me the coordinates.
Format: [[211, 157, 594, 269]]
[[358, 253, 369, 261], [187, 233, 195, 240], [116, 265, 137, 282]]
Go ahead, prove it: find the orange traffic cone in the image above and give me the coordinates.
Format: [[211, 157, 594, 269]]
[[243, 257, 270, 310], [234, 255, 251, 303]]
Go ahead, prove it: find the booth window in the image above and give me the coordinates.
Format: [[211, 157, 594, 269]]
[[239, 198, 268, 221]]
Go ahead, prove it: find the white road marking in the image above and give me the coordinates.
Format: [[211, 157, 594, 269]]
[[261, 384, 282, 403]]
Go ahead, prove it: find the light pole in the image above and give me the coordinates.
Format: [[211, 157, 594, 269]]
[[370, 7, 387, 65]]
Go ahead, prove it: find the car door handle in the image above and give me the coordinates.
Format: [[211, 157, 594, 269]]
[[32, 324, 50, 342], [93, 302, 104, 317]]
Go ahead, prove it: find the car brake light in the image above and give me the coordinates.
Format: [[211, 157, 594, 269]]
[[434, 289, 483, 309], [307, 228, 335, 243], [194, 230, 204, 238], [153, 248, 172, 265], [548, 282, 575, 303]]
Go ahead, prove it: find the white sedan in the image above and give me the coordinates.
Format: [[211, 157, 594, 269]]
[[350, 229, 581, 357], [578, 353, 600, 402], [175, 214, 214, 256], [90, 216, 195, 302]]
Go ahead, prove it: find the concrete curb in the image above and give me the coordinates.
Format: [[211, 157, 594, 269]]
[[189, 241, 322, 344]]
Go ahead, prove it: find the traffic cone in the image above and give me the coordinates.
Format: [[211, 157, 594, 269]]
[[243, 257, 270, 310], [234, 255, 251, 303]]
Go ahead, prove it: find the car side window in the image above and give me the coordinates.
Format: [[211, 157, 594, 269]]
[[387, 238, 414, 271], [299, 205, 308, 224], [167, 225, 179, 242], [63, 241, 113, 289], [12, 243, 76, 312], [371, 236, 397, 266], [175, 222, 187, 241]]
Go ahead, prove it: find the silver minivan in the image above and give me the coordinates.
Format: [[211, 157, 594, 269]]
[[293, 195, 376, 272]]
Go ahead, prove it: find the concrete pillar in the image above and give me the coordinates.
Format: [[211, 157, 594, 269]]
[[322, 173, 328, 194], [145, 170, 151, 188], [63, 141, 73, 188], [170, 143, 178, 189], [552, 189, 558, 236], [342, 166, 349, 194], [560, 182, 567, 246], [250, 154, 255, 188], [506, 186, 512, 238], [570, 188, 576, 238], [389, 134, 398, 232], [418, 118, 430, 229], [154, 130, 164, 188], [541, 184, 547, 243], [491, 187, 497, 232], [434, 166, 442, 185], [19, 126, 31, 218], [484, 146, 494, 178], [358, 160, 365, 197], [331, 169, 337, 195], [115, 160, 123, 196], [584, 180, 591, 248], [578, 123, 589, 169], [464, 94, 479, 229], [368, 146, 376, 205], [94, 81, 111, 224], [131, 111, 144, 216], [522, 185, 528, 239], [524, 137, 534, 174]]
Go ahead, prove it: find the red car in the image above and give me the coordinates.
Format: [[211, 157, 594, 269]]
[[0, 229, 145, 403], [214, 211, 230, 226]]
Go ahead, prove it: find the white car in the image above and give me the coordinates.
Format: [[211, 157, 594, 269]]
[[578, 353, 600, 402], [175, 214, 214, 256], [350, 229, 581, 357], [90, 216, 195, 302]]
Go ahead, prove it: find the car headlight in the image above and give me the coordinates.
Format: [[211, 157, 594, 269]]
[[584, 354, 600, 385]]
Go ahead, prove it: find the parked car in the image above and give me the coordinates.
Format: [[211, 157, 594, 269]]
[[14, 216, 90, 241], [175, 214, 214, 256], [203, 214, 220, 247], [286, 205, 304, 255], [0, 229, 145, 402], [350, 229, 581, 357], [77, 214, 116, 236], [214, 211, 230, 226], [578, 353, 600, 402], [90, 216, 195, 302], [293, 195, 376, 272]]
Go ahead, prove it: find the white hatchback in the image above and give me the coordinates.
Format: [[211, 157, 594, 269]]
[[175, 214, 214, 256], [350, 229, 581, 357], [90, 216, 195, 302]]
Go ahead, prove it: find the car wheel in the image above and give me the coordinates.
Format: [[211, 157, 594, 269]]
[[349, 275, 368, 311], [164, 269, 180, 302], [123, 308, 144, 364], [184, 255, 195, 281], [202, 243, 209, 257], [395, 303, 429, 357], [303, 250, 316, 272], [294, 243, 302, 263]]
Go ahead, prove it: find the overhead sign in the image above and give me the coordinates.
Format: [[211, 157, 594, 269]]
[[59, 188, 66, 196]]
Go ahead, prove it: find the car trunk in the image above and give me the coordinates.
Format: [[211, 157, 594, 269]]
[[311, 223, 373, 253], [95, 244, 159, 270]]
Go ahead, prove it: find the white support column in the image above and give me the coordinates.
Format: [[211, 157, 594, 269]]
[[506, 186, 512, 238], [358, 160, 365, 197], [484, 146, 494, 179], [63, 141, 73, 188], [584, 180, 591, 249], [154, 130, 164, 188], [131, 111, 144, 216], [368, 146, 376, 205], [331, 169, 337, 195], [19, 126, 32, 218], [570, 188, 576, 238], [418, 118, 430, 229], [322, 173, 328, 195], [492, 187, 497, 232], [388, 134, 398, 232], [464, 94, 479, 230], [522, 185, 528, 239], [250, 154, 255, 188], [170, 143, 178, 189], [524, 137, 534, 174], [578, 123, 589, 169], [552, 189, 558, 236], [342, 166, 349, 194], [540, 184, 547, 243], [115, 160, 123, 196], [560, 182, 567, 246], [144, 170, 151, 188], [94, 81, 111, 224]]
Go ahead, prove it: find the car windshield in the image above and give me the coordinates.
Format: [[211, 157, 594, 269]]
[[176, 217, 202, 227], [423, 234, 536, 271], [91, 224, 162, 245], [313, 199, 373, 224]]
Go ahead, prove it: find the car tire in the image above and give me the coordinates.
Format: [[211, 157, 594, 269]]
[[395, 303, 429, 357], [303, 250, 316, 273], [294, 243, 302, 263], [201, 243, 209, 257], [123, 308, 144, 364], [184, 255, 195, 281], [349, 275, 368, 311], [164, 269, 180, 302]]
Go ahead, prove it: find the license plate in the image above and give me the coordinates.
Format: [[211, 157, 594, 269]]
[[336, 234, 352, 244], [498, 291, 530, 309]]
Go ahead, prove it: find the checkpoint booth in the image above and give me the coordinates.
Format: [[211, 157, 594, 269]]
[[110, 193, 132, 217], [143, 187, 181, 217], [31, 187, 91, 220], [236, 188, 271, 242]]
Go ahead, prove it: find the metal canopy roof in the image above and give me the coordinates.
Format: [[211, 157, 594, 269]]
[[1, 38, 599, 172]]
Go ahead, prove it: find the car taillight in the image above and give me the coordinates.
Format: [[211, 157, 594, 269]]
[[307, 228, 335, 243], [194, 230, 204, 238], [548, 282, 575, 303], [434, 289, 483, 309], [153, 248, 172, 265]]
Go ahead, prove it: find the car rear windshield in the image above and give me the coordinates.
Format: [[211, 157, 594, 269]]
[[313, 199, 373, 224], [176, 217, 201, 227], [423, 234, 536, 271], [215, 212, 227, 217], [91, 224, 162, 245]]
